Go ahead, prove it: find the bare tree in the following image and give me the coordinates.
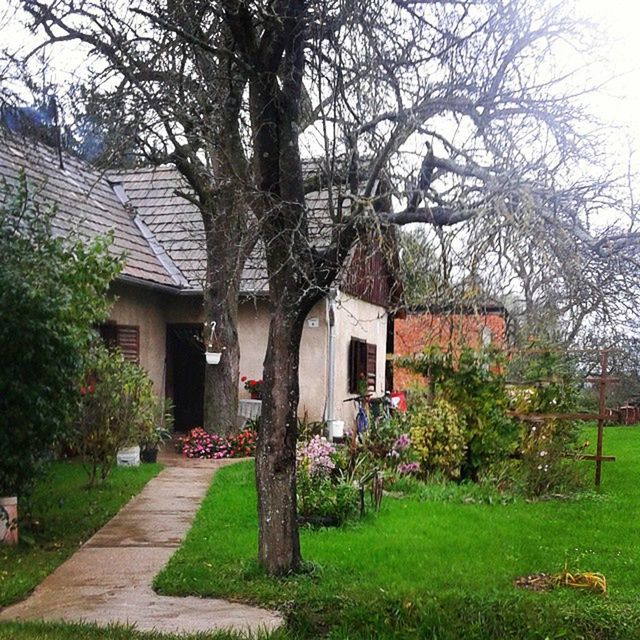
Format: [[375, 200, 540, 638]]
[[19, 0, 254, 434], [20, 0, 640, 574]]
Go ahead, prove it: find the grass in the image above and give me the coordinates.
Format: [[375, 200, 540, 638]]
[[0, 621, 282, 640], [0, 620, 285, 640], [0, 460, 161, 607], [153, 426, 640, 639]]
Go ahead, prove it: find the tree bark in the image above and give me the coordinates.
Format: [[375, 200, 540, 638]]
[[203, 272, 240, 436], [255, 295, 309, 574], [200, 177, 246, 436]]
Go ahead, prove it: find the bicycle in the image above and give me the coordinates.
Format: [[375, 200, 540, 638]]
[[343, 394, 370, 445]]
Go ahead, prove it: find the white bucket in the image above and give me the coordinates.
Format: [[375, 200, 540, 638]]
[[117, 445, 141, 467], [327, 420, 345, 440]]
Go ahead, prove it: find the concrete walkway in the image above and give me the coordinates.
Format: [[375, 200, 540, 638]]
[[0, 452, 283, 636]]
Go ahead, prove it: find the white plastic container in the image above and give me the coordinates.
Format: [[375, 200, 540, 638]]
[[117, 445, 141, 467], [327, 420, 345, 440], [205, 351, 222, 365]]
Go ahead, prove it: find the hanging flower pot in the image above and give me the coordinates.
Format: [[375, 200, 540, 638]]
[[205, 351, 222, 365], [204, 321, 224, 366], [0, 496, 18, 545]]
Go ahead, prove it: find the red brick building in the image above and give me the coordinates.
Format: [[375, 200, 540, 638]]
[[392, 304, 509, 391]]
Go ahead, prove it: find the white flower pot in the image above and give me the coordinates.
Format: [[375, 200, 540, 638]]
[[205, 351, 222, 365], [117, 445, 140, 467]]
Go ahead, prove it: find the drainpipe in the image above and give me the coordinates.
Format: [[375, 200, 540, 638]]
[[325, 289, 337, 426]]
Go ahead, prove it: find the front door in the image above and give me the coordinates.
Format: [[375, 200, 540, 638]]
[[166, 324, 205, 432]]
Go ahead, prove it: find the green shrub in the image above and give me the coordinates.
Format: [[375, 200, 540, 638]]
[[75, 346, 156, 485], [297, 473, 360, 526], [139, 397, 174, 453], [0, 175, 120, 496], [508, 344, 585, 497], [406, 397, 466, 478], [296, 436, 360, 525], [401, 348, 519, 480]]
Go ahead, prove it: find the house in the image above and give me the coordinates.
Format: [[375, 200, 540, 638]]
[[392, 303, 509, 391], [0, 133, 400, 431]]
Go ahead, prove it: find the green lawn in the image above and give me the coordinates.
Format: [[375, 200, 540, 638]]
[[0, 621, 268, 640], [154, 426, 640, 639], [0, 461, 161, 607]]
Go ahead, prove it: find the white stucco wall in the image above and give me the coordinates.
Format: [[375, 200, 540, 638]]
[[108, 282, 387, 426], [332, 291, 388, 427], [107, 281, 203, 394], [237, 298, 328, 422]]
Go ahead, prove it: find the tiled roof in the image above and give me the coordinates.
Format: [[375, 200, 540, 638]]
[[113, 167, 207, 289], [0, 134, 179, 288], [0, 134, 357, 295], [116, 166, 334, 294]]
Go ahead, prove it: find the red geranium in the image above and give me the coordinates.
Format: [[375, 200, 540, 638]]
[[241, 376, 263, 397]]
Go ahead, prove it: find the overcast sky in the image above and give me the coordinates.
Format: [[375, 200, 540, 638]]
[[573, 0, 640, 141]]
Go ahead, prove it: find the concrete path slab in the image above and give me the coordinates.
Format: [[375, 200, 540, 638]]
[[0, 453, 282, 636]]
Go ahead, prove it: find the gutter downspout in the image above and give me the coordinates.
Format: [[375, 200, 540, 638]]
[[324, 289, 339, 436]]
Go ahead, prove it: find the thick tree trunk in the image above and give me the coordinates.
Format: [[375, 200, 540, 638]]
[[200, 182, 244, 436], [255, 302, 307, 574], [197, 88, 248, 435], [203, 283, 240, 436]]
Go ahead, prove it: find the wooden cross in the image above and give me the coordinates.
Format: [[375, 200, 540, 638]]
[[584, 349, 617, 487], [509, 348, 616, 488]]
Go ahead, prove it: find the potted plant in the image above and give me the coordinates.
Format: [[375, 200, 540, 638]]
[[241, 376, 263, 400], [139, 398, 174, 463]]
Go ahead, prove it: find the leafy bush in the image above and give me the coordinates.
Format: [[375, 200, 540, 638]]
[[0, 175, 120, 496], [296, 473, 360, 526], [139, 398, 174, 452], [176, 427, 256, 458], [517, 419, 586, 496], [401, 347, 519, 480], [75, 346, 156, 485], [360, 416, 403, 461], [507, 344, 586, 497], [401, 345, 586, 496], [296, 436, 360, 525], [405, 396, 467, 478]]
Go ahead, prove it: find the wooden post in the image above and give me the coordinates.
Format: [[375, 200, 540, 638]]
[[595, 349, 609, 488]]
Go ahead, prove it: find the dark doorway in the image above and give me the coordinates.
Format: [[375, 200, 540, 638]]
[[166, 324, 205, 432]]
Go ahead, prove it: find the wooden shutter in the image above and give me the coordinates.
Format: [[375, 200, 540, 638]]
[[366, 343, 377, 390], [348, 338, 358, 393], [116, 325, 140, 364], [99, 323, 140, 364], [349, 338, 376, 393], [348, 338, 366, 393]]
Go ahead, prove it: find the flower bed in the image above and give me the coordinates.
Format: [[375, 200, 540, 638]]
[[176, 427, 256, 459]]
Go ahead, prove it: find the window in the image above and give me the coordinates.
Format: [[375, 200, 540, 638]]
[[99, 322, 140, 364], [348, 338, 377, 393]]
